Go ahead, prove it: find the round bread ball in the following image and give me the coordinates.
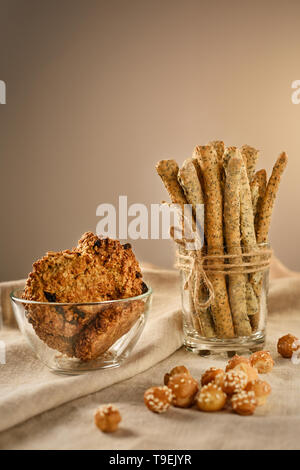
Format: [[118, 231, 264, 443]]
[[94, 404, 122, 432], [196, 383, 227, 412], [167, 373, 199, 408], [144, 386, 173, 413]]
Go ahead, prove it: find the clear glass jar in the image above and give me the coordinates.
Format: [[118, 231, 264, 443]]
[[180, 245, 270, 355], [10, 287, 152, 374]]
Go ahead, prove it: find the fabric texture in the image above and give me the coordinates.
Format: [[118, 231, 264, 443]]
[[0, 257, 300, 449]]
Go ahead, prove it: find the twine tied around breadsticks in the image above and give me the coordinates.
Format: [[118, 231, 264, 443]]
[[171, 226, 273, 311]]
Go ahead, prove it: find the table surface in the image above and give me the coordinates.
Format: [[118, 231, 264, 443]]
[[1, 264, 300, 450]]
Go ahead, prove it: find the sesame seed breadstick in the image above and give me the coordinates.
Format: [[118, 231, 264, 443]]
[[178, 157, 204, 214], [236, 149, 257, 249], [156, 159, 188, 206], [250, 152, 288, 330], [237, 149, 261, 321], [156, 159, 197, 328], [240, 145, 259, 182], [224, 152, 252, 336], [156, 159, 212, 335], [178, 158, 215, 337], [256, 152, 288, 244], [195, 145, 235, 338], [224, 147, 259, 319], [250, 169, 267, 229], [209, 140, 225, 164], [156, 159, 195, 244], [209, 140, 226, 190], [245, 283, 259, 316]]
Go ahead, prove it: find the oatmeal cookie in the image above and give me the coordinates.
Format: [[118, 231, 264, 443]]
[[74, 299, 145, 361], [23, 233, 147, 358]]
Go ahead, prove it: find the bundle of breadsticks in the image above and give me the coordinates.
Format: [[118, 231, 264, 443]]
[[156, 142, 287, 339]]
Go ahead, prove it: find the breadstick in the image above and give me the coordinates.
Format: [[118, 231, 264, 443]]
[[245, 283, 259, 316], [156, 160, 197, 326], [209, 140, 225, 164], [256, 152, 288, 244], [209, 140, 226, 190], [250, 169, 267, 228], [224, 147, 259, 319], [156, 159, 193, 242], [178, 158, 204, 216], [157, 160, 214, 336], [240, 145, 259, 182], [195, 145, 235, 338], [156, 160, 187, 206], [178, 158, 215, 337], [251, 152, 288, 330], [224, 151, 252, 336], [237, 149, 257, 249]]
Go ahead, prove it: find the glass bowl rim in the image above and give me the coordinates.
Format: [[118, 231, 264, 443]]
[[10, 286, 152, 307]]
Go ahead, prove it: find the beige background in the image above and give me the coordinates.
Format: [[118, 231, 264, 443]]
[[0, 0, 299, 281]]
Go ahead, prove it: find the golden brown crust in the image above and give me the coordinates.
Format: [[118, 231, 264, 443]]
[[250, 169, 267, 231], [256, 153, 288, 244], [225, 354, 250, 372], [245, 379, 271, 406], [223, 150, 252, 336], [222, 369, 248, 395], [164, 365, 190, 385], [74, 300, 145, 361], [201, 367, 225, 387], [23, 232, 146, 359], [195, 145, 234, 338], [232, 362, 259, 384], [240, 145, 259, 183], [277, 334, 299, 358], [31, 300, 145, 360], [25, 233, 144, 304], [167, 373, 199, 408], [144, 386, 173, 413], [177, 158, 215, 338], [196, 383, 227, 412], [94, 404, 122, 432], [156, 159, 187, 206], [250, 350, 274, 373], [231, 390, 257, 415]]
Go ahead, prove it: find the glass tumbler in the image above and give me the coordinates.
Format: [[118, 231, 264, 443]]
[[180, 244, 270, 355]]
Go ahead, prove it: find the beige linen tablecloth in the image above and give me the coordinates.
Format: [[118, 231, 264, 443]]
[[0, 258, 300, 450]]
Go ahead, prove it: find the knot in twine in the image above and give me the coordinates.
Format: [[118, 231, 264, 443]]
[[175, 247, 273, 310]]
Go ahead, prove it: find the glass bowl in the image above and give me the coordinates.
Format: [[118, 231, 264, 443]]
[[10, 287, 152, 375]]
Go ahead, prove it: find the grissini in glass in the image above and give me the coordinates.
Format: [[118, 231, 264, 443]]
[[156, 142, 287, 354]]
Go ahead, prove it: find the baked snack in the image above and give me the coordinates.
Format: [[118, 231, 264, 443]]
[[164, 365, 190, 385], [94, 404, 121, 432], [277, 334, 299, 358], [157, 144, 287, 338], [250, 351, 274, 373], [222, 369, 248, 395], [223, 151, 252, 335], [245, 379, 271, 406], [231, 390, 257, 415], [23, 232, 147, 360], [196, 383, 227, 412], [144, 386, 173, 413], [195, 145, 235, 338], [167, 373, 199, 408], [225, 355, 251, 372], [201, 367, 225, 387], [232, 362, 259, 385]]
